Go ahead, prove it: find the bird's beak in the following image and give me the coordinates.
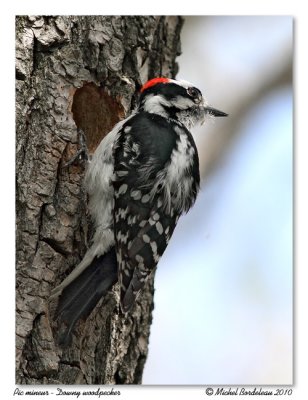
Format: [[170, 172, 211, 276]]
[[205, 106, 228, 117]]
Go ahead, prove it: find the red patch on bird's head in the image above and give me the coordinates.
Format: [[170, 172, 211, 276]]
[[140, 77, 170, 93]]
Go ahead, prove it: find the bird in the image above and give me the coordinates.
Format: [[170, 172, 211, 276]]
[[50, 77, 227, 344]]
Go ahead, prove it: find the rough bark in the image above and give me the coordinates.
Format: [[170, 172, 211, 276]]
[[16, 15, 183, 384]]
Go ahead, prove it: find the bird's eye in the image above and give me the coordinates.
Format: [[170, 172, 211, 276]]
[[187, 87, 200, 99]]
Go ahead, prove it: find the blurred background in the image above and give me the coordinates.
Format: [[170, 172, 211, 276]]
[[143, 16, 293, 385]]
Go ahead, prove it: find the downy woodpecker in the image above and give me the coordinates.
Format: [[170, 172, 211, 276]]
[[51, 77, 227, 343]]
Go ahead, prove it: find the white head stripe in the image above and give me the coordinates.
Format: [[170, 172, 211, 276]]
[[168, 79, 194, 90]]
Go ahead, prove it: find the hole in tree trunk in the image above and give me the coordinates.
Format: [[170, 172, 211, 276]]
[[71, 83, 125, 155]]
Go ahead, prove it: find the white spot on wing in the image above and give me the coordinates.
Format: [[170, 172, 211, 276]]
[[117, 231, 129, 244], [127, 215, 137, 225], [115, 207, 128, 222], [136, 254, 144, 263], [156, 221, 163, 235], [131, 190, 142, 200], [152, 213, 160, 221], [150, 241, 160, 262], [118, 184, 128, 194], [116, 170, 128, 177], [143, 234, 150, 243], [141, 194, 151, 203]]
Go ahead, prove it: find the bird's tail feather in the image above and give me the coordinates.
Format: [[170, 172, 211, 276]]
[[55, 247, 118, 346]]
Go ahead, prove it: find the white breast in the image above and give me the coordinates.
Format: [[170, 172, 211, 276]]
[[167, 128, 192, 181], [149, 125, 196, 214], [84, 114, 135, 256]]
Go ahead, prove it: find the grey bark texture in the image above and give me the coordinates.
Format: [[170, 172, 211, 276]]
[[16, 15, 183, 384]]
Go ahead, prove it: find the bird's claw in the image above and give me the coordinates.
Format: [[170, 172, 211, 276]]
[[63, 128, 89, 168]]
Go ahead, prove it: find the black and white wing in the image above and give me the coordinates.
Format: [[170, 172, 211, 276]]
[[113, 113, 181, 312]]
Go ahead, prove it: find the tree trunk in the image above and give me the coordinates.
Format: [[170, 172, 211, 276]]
[[16, 15, 183, 384]]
